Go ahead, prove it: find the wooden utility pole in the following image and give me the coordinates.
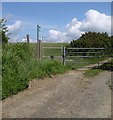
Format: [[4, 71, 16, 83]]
[[37, 25, 41, 60]]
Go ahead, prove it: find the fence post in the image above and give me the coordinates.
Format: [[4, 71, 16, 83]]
[[98, 55, 99, 67], [26, 34, 29, 43], [38, 40, 41, 61], [42, 37, 44, 60], [62, 47, 65, 66]]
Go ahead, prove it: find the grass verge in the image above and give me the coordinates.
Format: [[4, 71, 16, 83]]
[[2, 43, 68, 100], [84, 69, 103, 78], [2, 59, 68, 100], [84, 59, 113, 78]]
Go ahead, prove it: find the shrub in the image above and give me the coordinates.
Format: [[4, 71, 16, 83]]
[[2, 43, 67, 99]]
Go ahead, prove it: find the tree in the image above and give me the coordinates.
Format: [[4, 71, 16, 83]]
[[0, 19, 10, 44], [69, 32, 111, 48]]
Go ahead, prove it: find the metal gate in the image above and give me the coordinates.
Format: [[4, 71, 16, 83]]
[[62, 47, 108, 69], [41, 42, 64, 63], [41, 41, 111, 69]]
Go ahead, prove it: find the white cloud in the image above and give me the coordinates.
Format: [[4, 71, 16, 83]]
[[7, 21, 23, 42], [7, 21, 23, 33], [48, 18, 83, 43], [65, 18, 83, 39], [48, 9, 111, 43], [80, 9, 111, 34], [48, 30, 67, 42]]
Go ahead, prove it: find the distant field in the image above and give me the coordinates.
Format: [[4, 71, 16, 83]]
[[42, 43, 69, 47], [29, 42, 69, 47], [29, 42, 69, 57]]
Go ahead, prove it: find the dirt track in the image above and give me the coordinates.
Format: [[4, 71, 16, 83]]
[[2, 69, 111, 118]]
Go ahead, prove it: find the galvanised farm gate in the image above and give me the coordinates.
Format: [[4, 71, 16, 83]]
[[63, 47, 106, 66], [42, 45, 107, 67]]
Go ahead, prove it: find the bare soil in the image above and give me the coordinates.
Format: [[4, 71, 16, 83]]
[[2, 69, 111, 118]]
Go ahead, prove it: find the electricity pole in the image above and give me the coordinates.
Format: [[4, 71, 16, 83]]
[[37, 25, 41, 60]]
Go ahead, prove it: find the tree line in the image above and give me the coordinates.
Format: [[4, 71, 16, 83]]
[[69, 32, 113, 49]]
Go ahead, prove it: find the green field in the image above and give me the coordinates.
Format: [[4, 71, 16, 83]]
[[29, 42, 69, 57], [43, 42, 69, 47]]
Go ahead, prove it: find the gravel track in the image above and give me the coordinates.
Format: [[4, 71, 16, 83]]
[[2, 69, 111, 118]]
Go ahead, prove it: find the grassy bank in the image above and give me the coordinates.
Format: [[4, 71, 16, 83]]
[[84, 59, 113, 78], [2, 43, 68, 99]]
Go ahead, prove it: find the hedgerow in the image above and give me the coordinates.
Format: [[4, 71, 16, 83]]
[[2, 43, 67, 99]]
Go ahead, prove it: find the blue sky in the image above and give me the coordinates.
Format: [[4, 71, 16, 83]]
[[2, 2, 111, 42], [2, 0, 112, 2]]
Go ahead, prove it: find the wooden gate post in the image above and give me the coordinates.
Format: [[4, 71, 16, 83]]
[[26, 34, 29, 43], [62, 47, 65, 66], [38, 40, 41, 61]]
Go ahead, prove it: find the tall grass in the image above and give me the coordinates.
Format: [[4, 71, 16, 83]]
[[2, 43, 67, 99]]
